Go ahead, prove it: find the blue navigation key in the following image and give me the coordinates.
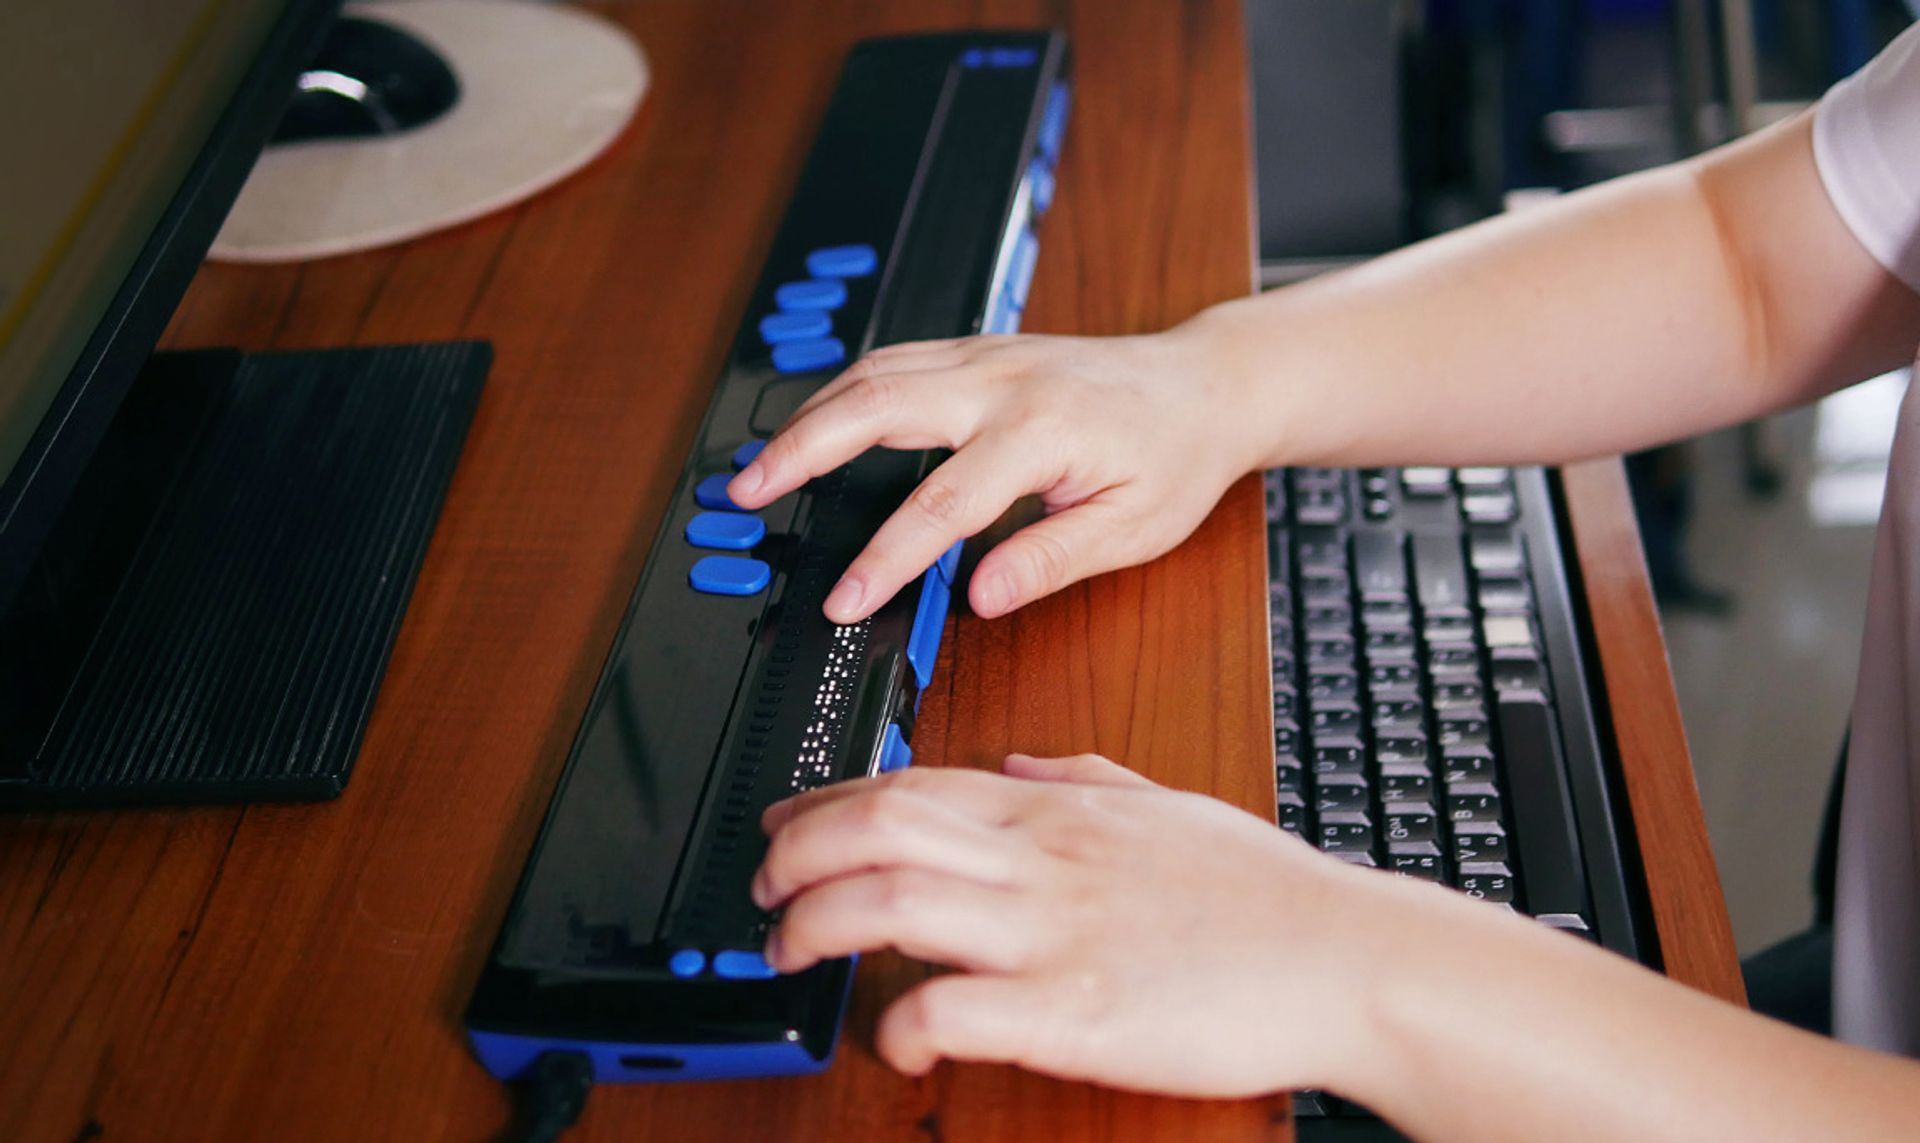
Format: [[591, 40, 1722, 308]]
[[690, 555, 770, 596], [759, 310, 831, 345], [712, 949, 778, 980], [731, 439, 766, 469], [772, 337, 846, 374], [694, 473, 744, 510], [905, 568, 951, 691], [805, 244, 878, 278], [1038, 81, 1070, 161], [774, 278, 846, 311], [668, 949, 706, 978], [686, 511, 764, 551]]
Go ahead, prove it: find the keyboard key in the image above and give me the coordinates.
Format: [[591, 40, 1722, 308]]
[[1455, 871, 1516, 904], [1312, 746, 1365, 778], [1454, 466, 1512, 489], [1412, 534, 1471, 616], [1361, 599, 1414, 629], [1439, 717, 1491, 751], [1390, 853, 1444, 882], [1303, 605, 1353, 635], [1426, 644, 1480, 675], [690, 555, 772, 596], [1310, 708, 1362, 742], [1497, 698, 1593, 920], [1307, 670, 1358, 703], [1467, 525, 1525, 572], [1364, 630, 1416, 661], [1294, 487, 1347, 526], [1276, 763, 1305, 798], [1314, 779, 1369, 816], [806, 244, 878, 278], [1491, 657, 1549, 697], [1483, 615, 1536, 650], [1369, 663, 1421, 692], [1374, 736, 1430, 767], [1370, 698, 1426, 728], [1275, 725, 1301, 765], [1476, 574, 1532, 612], [1400, 467, 1451, 496], [1442, 752, 1497, 786], [1383, 808, 1439, 849], [1461, 491, 1518, 524], [685, 511, 766, 551], [1453, 829, 1510, 866], [1447, 791, 1503, 824], [774, 278, 847, 311], [1353, 532, 1407, 601], [1381, 772, 1433, 803], [1433, 681, 1485, 710], [1423, 615, 1478, 645], [1278, 798, 1308, 836], [1307, 637, 1356, 668], [1317, 821, 1376, 856]]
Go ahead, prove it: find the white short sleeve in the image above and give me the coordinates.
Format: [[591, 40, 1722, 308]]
[[1814, 21, 1920, 293]]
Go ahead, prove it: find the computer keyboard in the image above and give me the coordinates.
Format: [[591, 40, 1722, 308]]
[[1265, 464, 1645, 942], [465, 30, 1071, 1086], [1268, 464, 1649, 1129]]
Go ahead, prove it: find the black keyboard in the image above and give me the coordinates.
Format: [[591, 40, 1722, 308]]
[[465, 30, 1071, 1086], [1270, 465, 1650, 1128]]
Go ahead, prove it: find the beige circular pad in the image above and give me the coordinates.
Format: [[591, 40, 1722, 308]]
[[210, 0, 647, 263]]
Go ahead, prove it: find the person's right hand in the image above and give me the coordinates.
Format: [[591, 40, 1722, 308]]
[[725, 328, 1265, 624]]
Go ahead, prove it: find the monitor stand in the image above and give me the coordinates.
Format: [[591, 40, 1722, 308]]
[[0, 341, 488, 807]]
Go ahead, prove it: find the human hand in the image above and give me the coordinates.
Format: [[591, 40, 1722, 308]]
[[751, 753, 1411, 1097], [725, 329, 1265, 624]]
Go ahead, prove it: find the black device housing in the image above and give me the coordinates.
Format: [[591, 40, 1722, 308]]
[[466, 30, 1071, 1084]]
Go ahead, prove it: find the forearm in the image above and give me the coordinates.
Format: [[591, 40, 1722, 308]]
[[1338, 880, 1920, 1142], [1187, 113, 1920, 469]]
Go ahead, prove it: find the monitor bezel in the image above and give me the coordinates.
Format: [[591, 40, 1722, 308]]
[[0, 0, 343, 613]]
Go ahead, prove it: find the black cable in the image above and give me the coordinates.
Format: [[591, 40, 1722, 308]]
[[514, 1051, 594, 1143]]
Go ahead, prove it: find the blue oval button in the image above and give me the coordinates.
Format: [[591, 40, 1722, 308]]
[[712, 949, 778, 979], [694, 473, 743, 511], [1007, 228, 1040, 311], [772, 337, 846, 374], [668, 949, 706, 978], [759, 310, 832, 345], [806, 244, 878, 278], [731, 439, 766, 470], [686, 511, 764, 551], [690, 555, 770, 596], [774, 279, 846, 311]]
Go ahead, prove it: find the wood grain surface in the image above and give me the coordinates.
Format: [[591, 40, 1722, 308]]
[[1560, 460, 1746, 1006], [0, 2, 1735, 1140]]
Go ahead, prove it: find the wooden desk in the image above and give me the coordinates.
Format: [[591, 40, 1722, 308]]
[[0, 2, 1740, 1140]]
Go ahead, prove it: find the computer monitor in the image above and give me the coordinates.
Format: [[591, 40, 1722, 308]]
[[0, 0, 490, 805], [0, 0, 340, 615]]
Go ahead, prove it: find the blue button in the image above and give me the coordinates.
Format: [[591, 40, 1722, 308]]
[[774, 279, 846, 311], [1038, 81, 1070, 161], [759, 310, 832, 345], [686, 511, 764, 550], [695, 473, 744, 511], [669, 949, 706, 978], [935, 540, 964, 585], [906, 569, 951, 691], [987, 46, 1038, 68], [772, 337, 846, 374], [984, 289, 1020, 336], [806, 244, 877, 278], [1029, 159, 1056, 215], [712, 949, 778, 980], [960, 47, 985, 68], [690, 555, 771, 596], [879, 723, 913, 773], [1006, 228, 1039, 311], [731, 439, 766, 470]]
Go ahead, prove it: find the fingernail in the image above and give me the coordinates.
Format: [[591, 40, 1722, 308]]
[[974, 575, 1010, 616], [730, 466, 764, 502], [750, 868, 770, 909], [764, 927, 785, 969], [824, 576, 865, 621]]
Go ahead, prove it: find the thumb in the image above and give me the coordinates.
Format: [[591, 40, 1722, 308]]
[[968, 498, 1141, 617]]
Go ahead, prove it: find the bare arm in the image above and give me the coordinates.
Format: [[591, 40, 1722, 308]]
[[1204, 110, 1920, 468], [755, 757, 1920, 1142], [729, 111, 1920, 624]]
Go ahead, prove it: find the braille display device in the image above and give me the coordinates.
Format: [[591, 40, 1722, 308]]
[[465, 30, 1071, 1084]]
